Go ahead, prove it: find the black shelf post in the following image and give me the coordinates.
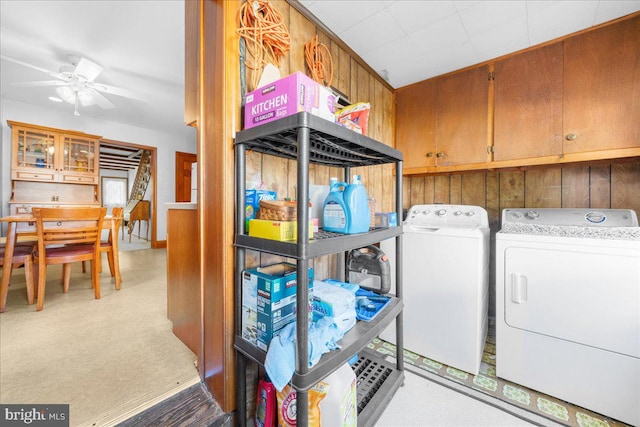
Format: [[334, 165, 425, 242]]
[[295, 124, 311, 423]]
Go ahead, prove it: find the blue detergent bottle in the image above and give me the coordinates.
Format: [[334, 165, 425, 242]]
[[344, 175, 370, 234], [323, 177, 349, 233]]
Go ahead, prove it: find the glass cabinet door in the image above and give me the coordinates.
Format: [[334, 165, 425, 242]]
[[63, 136, 97, 174], [16, 128, 56, 170]]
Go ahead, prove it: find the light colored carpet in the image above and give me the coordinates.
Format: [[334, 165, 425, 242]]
[[0, 249, 200, 427]]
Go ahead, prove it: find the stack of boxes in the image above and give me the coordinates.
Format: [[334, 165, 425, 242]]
[[242, 263, 314, 351]]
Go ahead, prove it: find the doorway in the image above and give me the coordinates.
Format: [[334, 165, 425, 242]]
[[99, 139, 158, 247], [175, 151, 197, 202]]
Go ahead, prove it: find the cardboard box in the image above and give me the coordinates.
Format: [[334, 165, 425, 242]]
[[246, 189, 277, 221], [244, 72, 336, 129], [241, 268, 259, 345], [242, 263, 314, 351], [249, 219, 316, 241]]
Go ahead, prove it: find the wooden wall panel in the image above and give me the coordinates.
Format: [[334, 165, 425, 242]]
[[288, 8, 315, 74], [262, 155, 289, 195], [486, 172, 500, 228], [561, 166, 590, 207], [499, 171, 525, 209], [404, 161, 640, 223], [402, 176, 411, 210], [589, 165, 611, 209], [434, 175, 450, 204], [450, 175, 462, 205], [409, 177, 425, 207], [423, 176, 435, 205], [524, 169, 561, 207], [462, 173, 486, 208], [611, 163, 640, 218]]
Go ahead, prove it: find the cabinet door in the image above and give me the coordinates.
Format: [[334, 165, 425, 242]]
[[60, 135, 99, 184], [493, 43, 564, 161], [436, 66, 489, 166], [395, 80, 436, 169], [11, 126, 57, 182], [563, 15, 640, 154]]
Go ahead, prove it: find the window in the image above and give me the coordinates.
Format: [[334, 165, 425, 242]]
[[101, 176, 128, 214]]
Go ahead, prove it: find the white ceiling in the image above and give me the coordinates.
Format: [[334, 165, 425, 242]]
[[0, 0, 190, 138], [1, 1, 638, 138], [298, 0, 640, 88]]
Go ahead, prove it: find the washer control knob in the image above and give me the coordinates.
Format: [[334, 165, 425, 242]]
[[454, 211, 462, 216], [422, 210, 430, 215], [465, 211, 475, 217], [436, 209, 447, 216], [526, 210, 539, 220], [510, 211, 524, 220]]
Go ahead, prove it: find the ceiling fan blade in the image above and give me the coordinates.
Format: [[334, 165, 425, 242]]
[[12, 80, 70, 87], [89, 82, 151, 102], [0, 55, 70, 81], [89, 89, 116, 109], [74, 57, 103, 82]]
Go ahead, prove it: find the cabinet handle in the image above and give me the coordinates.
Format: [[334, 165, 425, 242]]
[[436, 152, 444, 158], [426, 152, 434, 158], [565, 133, 578, 141]]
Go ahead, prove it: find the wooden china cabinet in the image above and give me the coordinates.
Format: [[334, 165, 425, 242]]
[[8, 121, 101, 215]]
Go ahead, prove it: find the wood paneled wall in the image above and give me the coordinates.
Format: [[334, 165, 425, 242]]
[[404, 161, 640, 230], [243, 1, 396, 280]]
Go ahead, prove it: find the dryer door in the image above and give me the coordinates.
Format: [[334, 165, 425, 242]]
[[504, 243, 640, 358]]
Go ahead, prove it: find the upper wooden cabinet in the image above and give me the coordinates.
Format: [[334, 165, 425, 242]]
[[494, 15, 639, 162], [435, 65, 490, 166], [395, 66, 490, 170], [493, 43, 564, 161], [563, 15, 639, 154], [395, 80, 436, 169], [397, 14, 640, 175], [9, 121, 101, 185]]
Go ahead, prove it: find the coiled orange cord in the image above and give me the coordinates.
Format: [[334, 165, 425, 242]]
[[237, 0, 291, 89], [305, 35, 333, 87]]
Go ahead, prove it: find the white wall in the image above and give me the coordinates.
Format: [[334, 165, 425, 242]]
[[1, 98, 196, 241]]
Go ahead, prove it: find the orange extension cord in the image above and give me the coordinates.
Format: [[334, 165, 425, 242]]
[[237, 0, 290, 89], [305, 35, 333, 87]]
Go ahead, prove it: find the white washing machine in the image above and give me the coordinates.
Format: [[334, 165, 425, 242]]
[[496, 208, 640, 426], [380, 204, 489, 375]]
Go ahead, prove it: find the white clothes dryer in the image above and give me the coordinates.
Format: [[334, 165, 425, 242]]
[[496, 208, 640, 426], [380, 204, 489, 375]]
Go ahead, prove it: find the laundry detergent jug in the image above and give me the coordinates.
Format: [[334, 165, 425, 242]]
[[323, 177, 349, 233], [344, 175, 370, 234]]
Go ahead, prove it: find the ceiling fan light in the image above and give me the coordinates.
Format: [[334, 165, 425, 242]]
[[56, 86, 76, 104], [56, 86, 96, 108], [77, 90, 95, 107]]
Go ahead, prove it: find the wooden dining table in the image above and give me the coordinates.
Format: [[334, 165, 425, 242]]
[[0, 213, 122, 312]]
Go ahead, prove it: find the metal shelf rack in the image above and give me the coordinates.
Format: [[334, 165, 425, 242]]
[[234, 112, 404, 426]]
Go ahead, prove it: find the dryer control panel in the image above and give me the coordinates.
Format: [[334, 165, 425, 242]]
[[502, 208, 639, 227], [406, 204, 488, 228]]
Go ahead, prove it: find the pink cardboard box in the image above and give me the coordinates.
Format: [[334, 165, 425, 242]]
[[244, 72, 336, 129]]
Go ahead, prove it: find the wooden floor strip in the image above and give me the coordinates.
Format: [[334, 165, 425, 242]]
[[115, 381, 229, 427]]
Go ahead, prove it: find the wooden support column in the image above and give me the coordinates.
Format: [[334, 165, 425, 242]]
[[195, 0, 240, 412]]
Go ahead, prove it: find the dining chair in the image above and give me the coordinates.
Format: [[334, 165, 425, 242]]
[[32, 207, 106, 311], [82, 207, 123, 289], [0, 241, 37, 309]]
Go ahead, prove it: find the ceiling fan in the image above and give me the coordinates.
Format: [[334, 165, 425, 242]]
[[1, 54, 150, 116]]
